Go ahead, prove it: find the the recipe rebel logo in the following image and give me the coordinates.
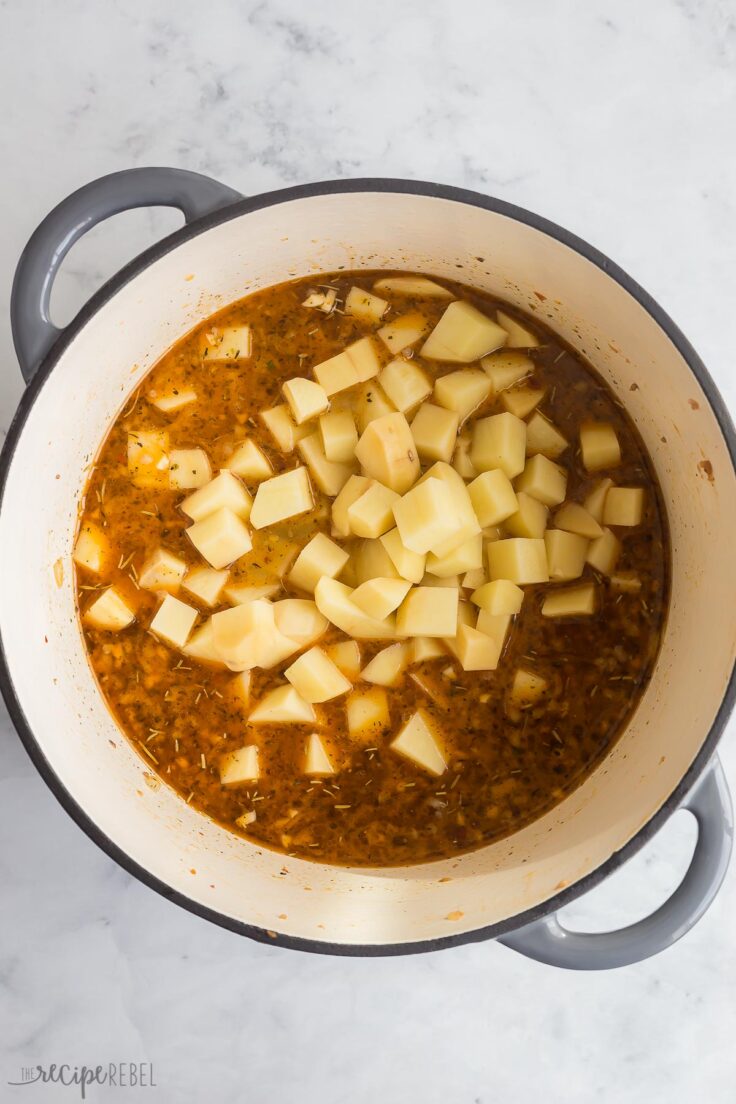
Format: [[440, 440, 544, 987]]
[[7, 1062, 156, 1098]]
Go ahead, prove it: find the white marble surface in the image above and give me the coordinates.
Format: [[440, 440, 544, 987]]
[[1, 1, 736, 1100]]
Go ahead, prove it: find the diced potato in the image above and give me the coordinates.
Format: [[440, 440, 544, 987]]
[[501, 385, 545, 419], [544, 530, 589, 581], [313, 350, 358, 396], [461, 566, 487, 590], [609, 571, 642, 594], [378, 312, 431, 354], [380, 527, 426, 584], [580, 421, 621, 472], [433, 368, 490, 422], [288, 533, 349, 593], [282, 377, 329, 425], [505, 492, 549, 539], [73, 522, 109, 574], [260, 404, 310, 453], [325, 640, 362, 679], [471, 412, 526, 478], [297, 433, 354, 497], [148, 386, 198, 414], [249, 685, 316, 723], [182, 619, 223, 665], [204, 324, 252, 362], [474, 607, 512, 643], [169, 448, 212, 490], [453, 623, 507, 671], [421, 301, 506, 362], [373, 276, 453, 299], [481, 350, 534, 393], [354, 380, 397, 432], [471, 579, 524, 616], [488, 538, 549, 584], [272, 599, 329, 649], [346, 686, 390, 741], [525, 412, 569, 459], [187, 507, 252, 569], [230, 670, 251, 706], [542, 583, 597, 618], [421, 572, 461, 588], [127, 428, 169, 488], [348, 336, 384, 382], [468, 469, 518, 527], [360, 642, 410, 687], [345, 285, 388, 324], [584, 478, 614, 522], [332, 475, 373, 537], [150, 594, 198, 648], [352, 578, 412, 620], [285, 646, 352, 703], [219, 744, 259, 785], [586, 528, 621, 576], [603, 487, 645, 526], [396, 586, 459, 637], [515, 454, 567, 508], [181, 470, 251, 522], [314, 577, 396, 639], [347, 482, 400, 538], [410, 402, 460, 463], [250, 467, 313, 529], [391, 710, 446, 775], [509, 668, 548, 706], [139, 547, 188, 593], [355, 412, 420, 493], [84, 587, 135, 631], [554, 502, 603, 539], [319, 410, 358, 463], [393, 477, 459, 555], [378, 357, 432, 413], [412, 636, 446, 662], [496, 310, 540, 349], [453, 430, 477, 480], [226, 439, 272, 482], [354, 538, 402, 583], [225, 583, 280, 604], [419, 463, 482, 559], [426, 533, 483, 578], [302, 287, 337, 313], [211, 600, 298, 670], [304, 733, 335, 775]]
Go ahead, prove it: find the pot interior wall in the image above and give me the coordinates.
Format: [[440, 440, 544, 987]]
[[1, 190, 734, 946]]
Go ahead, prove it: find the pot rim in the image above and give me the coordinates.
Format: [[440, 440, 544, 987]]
[[1, 176, 735, 956]]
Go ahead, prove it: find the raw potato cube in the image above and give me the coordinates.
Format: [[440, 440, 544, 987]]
[[127, 428, 169, 487], [313, 350, 358, 396], [181, 619, 219, 664], [471, 412, 526, 478], [495, 310, 540, 349], [488, 538, 549, 584], [434, 368, 491, 421], [373, 276, 453, 299], [204, 324, 252, 362], [586, 528, 621, 575], [379, 357, 432, 413], [139, 547, 188, 593], [505, 492, 549, 539], [426, 533, 483, 578], [225, 583, 280, 604], [355, 412, 420, 493], [148, 386, 197, 414], [305, 733, 335, 775], [453, 431, 477, 480], [453, 623, 507, 671], [468, 469, 518, 527], [325, 640, 362, 679], [421, 572, 461, 588], [298, 433, 354, 497], [580, 421, 621, 472], [416, 462, 481, 558], [542, 583, 597, 618], [393, 477, 459, 554], [346, 686, 390, 741], [380, 527, 426, 584], [183, 566, 229, 606], [226, 439, 272, 482], [345, 285, 388, 324], [554, 502, 603, 539], [396, 586, 459, 637], [273, 599, 329, 649], [355, 381, 397, 433], [332, 475, 373, 537], [544, 530, 589, 581], [471, 579, 524, 615], [391, 710, 446, 775], [501, 385, 545, 419], [481, 350, 534, 393], [73, 522, 108, 574], [603, 487, 645, 526], [584, 478, 614, 522], [219, 744, 259, 785], [352, 578, 412, 620], [509, 668, 548, 706], [187, 507, 252, 569], [261, 404, 310, 452], [169, 448, 212, 490], [410, 402, 460, 463], [361, 642, 410, 686], [249, 685, 316, 724], [289, 533, 349, 593], [348, 337, 384, 382], [347, 482, 400, 538], [84, 587, 135, 631], [314, 577, 396, 639], [285, 646, 352, 703], [150, 594, 198, 648], [211, 600, 296, 670], [230, 670, 251, 706], [515, 454, 567, 506], [181, 470, 252, 522], [319, 410, 358, 463], [609, 571, 642, 594], [473, 608, 512, 644], [282, 377, 329, 425], [354, 538, 402, 583], [250, 467, 313, 529], [461, 567, 487, 590], [412, 636, 446, 662], [421, 301, 506, 362], [378, 312, 431, 354], [525, 412, 569, 459]]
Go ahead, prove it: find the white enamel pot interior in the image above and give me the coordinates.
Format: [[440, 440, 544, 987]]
[[2, 180, 735, 954]]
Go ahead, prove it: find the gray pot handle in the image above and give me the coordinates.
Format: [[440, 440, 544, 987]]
[[499, 756, 732, 970], [11, 166, 243, 384]]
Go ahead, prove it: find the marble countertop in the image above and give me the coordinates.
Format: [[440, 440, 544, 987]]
[[1, 1, 736, 1101]]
